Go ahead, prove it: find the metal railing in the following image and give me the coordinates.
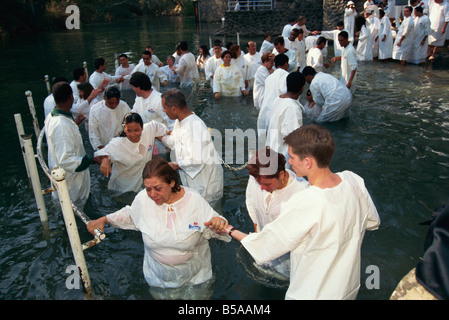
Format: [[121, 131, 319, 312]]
[[227, 0, 275, 12]]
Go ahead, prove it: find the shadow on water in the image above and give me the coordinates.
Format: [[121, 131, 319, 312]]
[[1, 17, 449, 300]]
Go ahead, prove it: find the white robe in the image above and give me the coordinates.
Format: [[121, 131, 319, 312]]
[[356, 25, 374, 61], [284, 37, 302, 65], [366, 16, 381, 58], [266, 97, 303, 161], [106, 187, 230, 288], [115, 64, 135, 91], [212, 64, 245, 97], [309, 72, 353, 122], [320, 29, 345, 57], [245, 170, 309, 276], [89, 71, 120, 104], [252, 65, 271, 110], [129, 62, 167, 92], [131, 89, 174, 130], [160, 65, 180, 84], [428, 0, 449, 46], [244, 52, 262, 90], [232, 55, 250, 81], [272, 48, 297, 72], [176, 52, 199, 87], [44, 110, 90, 204], [43, 94, 55, 118], [260, 40, 274, 54], [409, 15, 431, 64], [282, 23, 294, 38], [340, 43, 358, 95], [257, 68, 288, 135], [296, 39, 307, 71], [88, 99, 131, 150], [162, 114, 223, 207], [241, 170, 380, 300], [69, 80, 81, 104], [344, 8, 358, 42], [378, 16, 394, 60], [392, 16, 415, 61], [94, 121, 169, 194], [204, 55, 223, 87], [306, 47, 325, 73]]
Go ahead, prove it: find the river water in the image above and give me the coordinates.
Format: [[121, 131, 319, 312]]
[[1, 16, 449, 300]]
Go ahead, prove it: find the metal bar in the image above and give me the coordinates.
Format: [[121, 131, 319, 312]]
[[14, 114, 31, 180], [44, 75, 51, 95], [83, 61, 89, 79], [25, 91, 41, 138]]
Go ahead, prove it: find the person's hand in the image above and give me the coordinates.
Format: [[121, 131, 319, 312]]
[[162, 80, 168, 87], [99, 79, 109, 89], [346, 81, 352, 90], [324, 63, 330, 68], [100, 157, 112, 178], [204, 217, 228, 233], [214, 92, 220, 99], [168, 161, 180, 171], [242, 89, 249, 96], [75, 114, 86, 125], [87, 216, 108, 236]]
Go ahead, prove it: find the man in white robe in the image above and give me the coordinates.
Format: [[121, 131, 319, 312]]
[[409, 6, 431, 64], [89, 57, 123, 104], [331, 31, 358, 95], [244, 41, 262, 91], [260, 34, 275, 54], [88, 87, 131, 151], [303, 67, 352, 122], [315, 22, 346, 58], [378, 8, 394, 60], [129, 72, 174, 130], [129, 51, 168, 93], [253, 53, 274, 110], [344, 1, 358, 42], [284, 28, 302, 65], [272, 36, 297, 72], [292, 16, 310, 37], [281, 18, 297, 38], [208, 124, 380, 300], [392, 6, 415, 64], [161, 89, 223, 208], [44, 82, 96, 207], [205, 44, 223, 88], [257, 54, 289, 140], [70, 67, 87, 105], [365, 10, 381, 58], [296, 29, 307, 72], [427, 0, 449, 60], [115, 53, 135, 105], [175, 41, 199, 88], [306, 37, 329, 73]]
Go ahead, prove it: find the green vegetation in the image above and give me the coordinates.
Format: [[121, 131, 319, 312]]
[[0, 0, 194, 37]]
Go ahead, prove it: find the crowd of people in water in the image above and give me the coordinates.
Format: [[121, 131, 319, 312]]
[[40, 0, 449, 300]]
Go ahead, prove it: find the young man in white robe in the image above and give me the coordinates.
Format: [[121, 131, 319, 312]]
[[306, 36, 329, 73], [204, 44, 223, 87], [89, 57, 123, 104], [257, 54, 289, 140], [175, 41, 200, 88], [88, 86, 131, 151], [331, 31, 358, 95], [243, 41, 262, 91], [302, 66, 352, 122], [129, 51, 168, 93], [295, 28, 307, 72], [427, 0, 449, 60], [284, 28, 302, 66], [206, 124, 380, 300], [252, 53, 274, 111], [272, 36, 297, 72], [161, 89, 223, 208], [44, 82, 98, 208], [314, 21, 346, 58], [392, 6, 415, 65], [70, 67, 87, 105], [281, 18, 297, 38], [378, 8, 394, 61], [409, 6, 431, 64], [115, 53, 135, 105], [265, 72, 306, 162]]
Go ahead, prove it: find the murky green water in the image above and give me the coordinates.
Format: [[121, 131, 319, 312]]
[[1, 16, 449, 300]]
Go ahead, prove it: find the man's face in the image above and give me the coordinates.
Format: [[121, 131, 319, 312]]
[[213, 46, 222, 57], [288, 146, 306, 178], [161, 97, 176, 120], [119, 56, 128, 67], [142, 54, 151, 66], [404, 8, 412, 17], [274, 43, 284, 53], [247, 42, 256, 54], [338, 36, 349, 48]]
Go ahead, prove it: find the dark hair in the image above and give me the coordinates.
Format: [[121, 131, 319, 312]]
[[221, 50, 232, 60], [337, 21, 344, 27], [53, 82, 73, 104], [77, 82, 94, 100], [52, 76, 69, 86], [200, 45, 210, 58], [161, 88, 187, 110], [130, 71, 152, 91], [229, 44, 240, 59], [273, 36, 285, 46], [104, 86, 121, 100], [179, 41, 189, 51], [274, 53, 288, 68], [119, 53, 128, 59], [119, 112, 143, 137], [142, 158, 181, 193], [73, 67, 85, 81], [142, 50, 152, 58], [302, 66, 317, 77], [316, 36, 327, 46], [339, 30, 349, 39], [286, 72, 306, 94], [284, 124, 335, 168], [415, 6, 424, 14], [247, 147, 286, 179], [94, 58, 105, 70], [355, 16, 366, 32]]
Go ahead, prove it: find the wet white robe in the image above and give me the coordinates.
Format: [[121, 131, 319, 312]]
[[320, 29, 346, 57], [340, 43, 358, 95], [306, 47, 325, 73], [212, 63, 245, 97], [94, 121, 169, 194], [378, 16, 394, 60], [344, 7, 358, 42], [244, 52, 262, 90], [392, 15, 415, 61], [176, 52, 199, 87], [241, 170, 380, 300], [130, 62, 167, 92], [252, 65, 271, 110], [88, 99, 131, 150], [273, 48, 297, 72], [366, 16, 381, 58], [162, 114, 224, 207], [309, 72, 352, 122], [428, 0, 449, 46], [131, 89, 174, 130], [204, 55, 223, 87], [356, 25, 374, 61], [409, 14, 431, 64], [106, 187, 230, 288]]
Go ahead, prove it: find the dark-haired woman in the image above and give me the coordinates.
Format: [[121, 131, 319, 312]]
[[94, 112, 170, 194], [87, 158, 230, 296]]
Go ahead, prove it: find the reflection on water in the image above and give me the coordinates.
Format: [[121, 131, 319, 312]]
[[1, 17, 449, 300]]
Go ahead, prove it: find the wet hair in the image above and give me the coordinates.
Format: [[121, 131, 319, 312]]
[[379, 9, 385, 18], [337, 21, 344, 27], [316, 36, 327, 46], [77, 82, 93, 100], [261, 52, 273, 63], [355, 16, 366, 32], [52, 76, 69, 86], [161, 88, 187, 110], [273, 36, 285, 46], [142, 50, 152, 58], [302, 66, 317, 77], [119, 112, 143, 137], [284, 124, 335, 168], [200, 45, 210, 58], [73, 67, 85, 81], [52, 82, 72, 104], [274, 53, 289, 68], [214, 39, 222, 46], [286, 72, 306, 94], [129, 71, 152, 91], [290, 28, 300, 36], [119, 53, 128, 59], [415, 6, 424, 14], [339, 30, 349, 39], [247, 147, 286, 179], [221, 50, 232, 60], [94, 58, 105, 70], [229, 44, 241, 59], [104, 86, 121, 100], [166, 55, 175, 63], [179, 41, 189, 51], [142, 158, 181, 193]]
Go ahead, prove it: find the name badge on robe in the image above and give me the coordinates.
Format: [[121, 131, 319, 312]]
[[188, 221, 201, 231], [148, 109, 155, 113]]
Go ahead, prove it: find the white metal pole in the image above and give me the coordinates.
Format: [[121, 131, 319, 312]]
[[209, 36, 212, 50], [237, 32, 240, 46], [21, 134, 48, 223], [14, 114, 31, 180], [44, 75, 51, 95], [51, 167, 94, 299], [83, 61, 89, 79], [25, 91, 41, 138]]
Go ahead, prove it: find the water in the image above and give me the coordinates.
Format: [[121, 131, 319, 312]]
[[1, 16, 449, 300]]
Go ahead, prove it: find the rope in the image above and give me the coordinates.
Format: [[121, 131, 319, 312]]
[[220, 158, 248, 171]]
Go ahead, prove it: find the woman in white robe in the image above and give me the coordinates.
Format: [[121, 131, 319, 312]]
[[87, 159, 230, 298], [392, 9, 415, 63], [355, 17, 374, 61], [213, 51, 248, 98], [94, 113, 170, 195], [409, 7, 431, 64], [378, 9, 394, 60]]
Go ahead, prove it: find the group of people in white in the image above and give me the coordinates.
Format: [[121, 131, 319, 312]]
[[39, 2, 393, 299]]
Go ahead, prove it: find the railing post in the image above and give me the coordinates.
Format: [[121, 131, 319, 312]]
[[14, 114, 31, 180], [25, 90, 41, 138], [83, 61, 89, 79], [44, 75, 51, 95], [51, 167, 94, 299]]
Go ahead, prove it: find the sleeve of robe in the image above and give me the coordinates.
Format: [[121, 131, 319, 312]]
[[50, 121, 84, 173], [213, 67, 223, 93]]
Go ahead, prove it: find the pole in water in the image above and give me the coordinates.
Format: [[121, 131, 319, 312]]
[[51, 167, 94, 299], [44, 75, 51, 95], [83, 61, 89, 79], [25, 91, 41, 138], [14, 114, 31, 180], [237, 32, 240, 46]]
